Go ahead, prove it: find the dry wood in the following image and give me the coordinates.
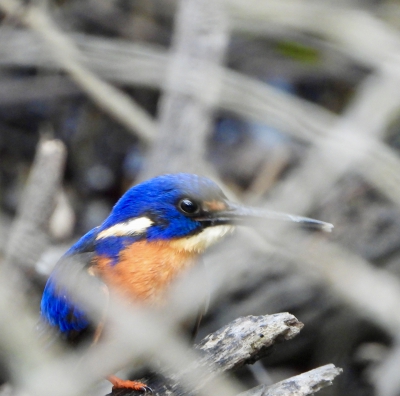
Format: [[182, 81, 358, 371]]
[[111, 313, 304, 396], [109, 313, 342, 396], [194, 314, 303, 374], [238, 364, 342, 396]]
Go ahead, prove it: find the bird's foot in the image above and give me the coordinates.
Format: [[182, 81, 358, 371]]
[[108, 375, 153, 393]]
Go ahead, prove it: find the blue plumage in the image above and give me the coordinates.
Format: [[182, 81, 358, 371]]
[[41, 274, 89, 333], [41, 174, 227, 337], [95, 236, 137, 263]]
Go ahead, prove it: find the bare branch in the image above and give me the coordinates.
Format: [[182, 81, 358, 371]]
[[195, 314, 303, 373], [239, 364, 343, 396], [110, 313, 304, 396]]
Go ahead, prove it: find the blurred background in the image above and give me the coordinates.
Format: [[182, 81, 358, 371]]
[[1, 0, 400, 396]]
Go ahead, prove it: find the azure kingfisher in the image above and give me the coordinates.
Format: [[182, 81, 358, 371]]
[[40, 173, 332, 393]]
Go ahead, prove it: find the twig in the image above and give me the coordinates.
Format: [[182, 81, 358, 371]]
[[362, 140, 400, 209], [373, 342, 400, 396], [4, 137, 66, 271], [227, 0, 400, 70], [238, 364, 342, 396], [0, 28, 336, 143]]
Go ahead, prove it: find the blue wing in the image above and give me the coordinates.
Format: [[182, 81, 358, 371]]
[[40, 227, 140, 338], [41, 269, 90, 334], [40, 229, 98, 337]]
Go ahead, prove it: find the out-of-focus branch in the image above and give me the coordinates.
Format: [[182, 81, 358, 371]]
[[374, 342, 400, 396], [0, 29, 336, 143], [227, 0, 400, 70], [4, 137, 66, 271], [269, 229, 400, 338], [0, 268, 55, 382], [140, 0, 228, 178], [0, 138, 66, 382], [203, 221, 400, 342], [4, 32, 400, 210], [239, 364, 342, 396], [362, 140, 400, 209], [263, 66, 400, 218], [0, 0, 156, 143]]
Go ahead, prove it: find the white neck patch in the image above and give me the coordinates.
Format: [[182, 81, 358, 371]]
[[96, 217, 153, 240], [170, 225, 234, 253]]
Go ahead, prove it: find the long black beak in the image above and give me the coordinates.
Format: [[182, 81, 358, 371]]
[[196, 202, 333, 233]]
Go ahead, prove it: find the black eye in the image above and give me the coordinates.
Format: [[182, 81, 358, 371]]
[[178, 198, 200, 215]]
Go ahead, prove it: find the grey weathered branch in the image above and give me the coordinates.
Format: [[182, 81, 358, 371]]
[[136, 313, 305, 395], [239, 364, 343, 396], [116, 313, 341, 396], [194, 314, 303, 374]]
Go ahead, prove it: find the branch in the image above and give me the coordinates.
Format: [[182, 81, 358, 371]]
[[239, 364, 342, 396], [194, 314, 303, 373], [109, 314, 342, 396], [4, 137, 66, 271], [111, 313, 304, 396]]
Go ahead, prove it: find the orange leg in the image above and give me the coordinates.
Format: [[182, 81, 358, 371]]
[[108, 375, 152, 393]]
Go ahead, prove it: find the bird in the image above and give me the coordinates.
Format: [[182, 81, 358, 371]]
[[40, 173, 332, 393]]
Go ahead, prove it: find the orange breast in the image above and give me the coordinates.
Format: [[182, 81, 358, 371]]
[[94, 240, 198, 304]]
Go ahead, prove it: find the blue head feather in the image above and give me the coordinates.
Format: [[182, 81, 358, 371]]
[[98, 173, 226, 241]]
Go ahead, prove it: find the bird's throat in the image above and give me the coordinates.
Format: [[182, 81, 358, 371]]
[[170, 225, 234, 253]]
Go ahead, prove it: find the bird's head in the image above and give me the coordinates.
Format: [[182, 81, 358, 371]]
[[95, 174, 234, 253], [89, 173, 332, 254]]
